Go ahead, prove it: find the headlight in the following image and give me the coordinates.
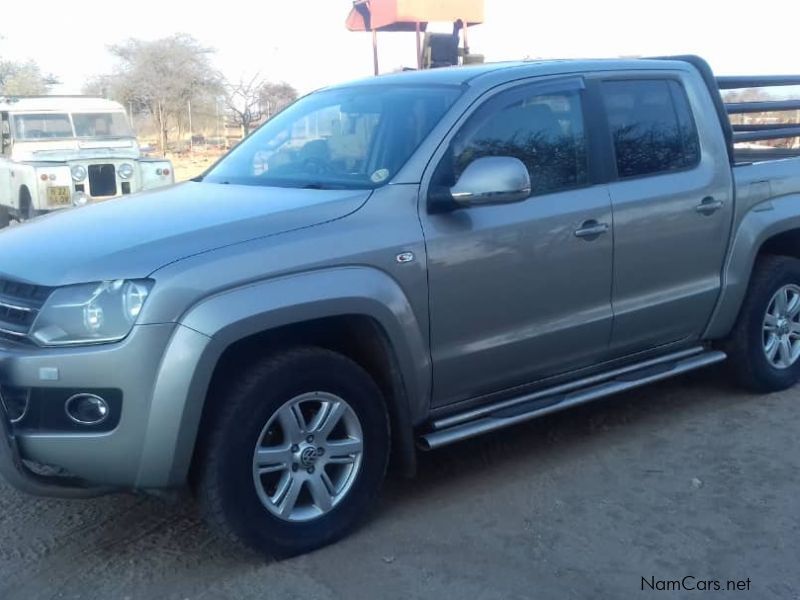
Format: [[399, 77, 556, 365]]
[[118, 163, 134, 179], [71, 165, 87, 182], [30, 279, 153, 347]]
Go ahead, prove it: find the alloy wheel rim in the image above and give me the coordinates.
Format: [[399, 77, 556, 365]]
[[252, 392, 364, 522], [762, 284, 800, 369]]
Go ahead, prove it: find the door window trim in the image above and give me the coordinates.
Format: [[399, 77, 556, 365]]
[[422, 76, 608, 211]]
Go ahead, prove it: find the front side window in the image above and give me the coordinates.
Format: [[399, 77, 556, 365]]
[[204, 84, 462, 190], [601, 79, 700, 178], [12, 113, 73, 140], [436, 86, 589, 196], [1, 113, 9, 155]]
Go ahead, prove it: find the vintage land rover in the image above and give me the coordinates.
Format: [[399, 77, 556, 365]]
[[0, 96, 174, 226]]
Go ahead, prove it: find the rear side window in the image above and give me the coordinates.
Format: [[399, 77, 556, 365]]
[[601, 79, 700, 178], [438, 87, 588, 196]]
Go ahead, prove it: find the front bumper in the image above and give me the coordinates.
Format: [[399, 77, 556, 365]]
[[0, 394, 111, 497], [0, 323, 211, 495]]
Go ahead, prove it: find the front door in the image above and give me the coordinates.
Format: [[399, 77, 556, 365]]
[[420, 79, 615, 407]]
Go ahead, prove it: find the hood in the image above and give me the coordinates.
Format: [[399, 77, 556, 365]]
[[12, 139, 140, 162], [0, 182, 371, 286]]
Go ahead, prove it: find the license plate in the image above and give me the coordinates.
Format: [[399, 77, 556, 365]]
[[47, 186, 71, 207]]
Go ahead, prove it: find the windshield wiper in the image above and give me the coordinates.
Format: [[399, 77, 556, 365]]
[[300, 182, 347, 190]]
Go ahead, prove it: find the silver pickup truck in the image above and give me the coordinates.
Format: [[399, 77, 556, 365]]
[[0, 56, 799, 557]]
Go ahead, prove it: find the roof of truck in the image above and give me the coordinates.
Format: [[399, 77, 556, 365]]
[[327, 58, 693, 90], [0, 96, 126, 113]]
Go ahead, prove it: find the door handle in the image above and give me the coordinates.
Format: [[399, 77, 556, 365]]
[[574, 220, 609, 239], [695, 196, 724, 215]]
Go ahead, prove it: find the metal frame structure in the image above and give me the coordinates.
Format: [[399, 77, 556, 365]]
[[346, 0, 484, 74], [717, 75, 800, 145]]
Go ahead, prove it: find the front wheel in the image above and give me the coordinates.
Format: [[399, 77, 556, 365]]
[[725, 255, 800, 392], [18, 188, 36, 221], [195, 348, 390, 558]]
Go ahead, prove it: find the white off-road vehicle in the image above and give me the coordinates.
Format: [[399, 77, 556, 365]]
[[0, 96, 174, 226]]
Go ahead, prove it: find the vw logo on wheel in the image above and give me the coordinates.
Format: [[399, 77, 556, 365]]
[[299, 446, 318, 468]]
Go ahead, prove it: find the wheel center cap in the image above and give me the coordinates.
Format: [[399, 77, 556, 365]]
[[299, 446, 318, 468], [777, 318, 790, 335]]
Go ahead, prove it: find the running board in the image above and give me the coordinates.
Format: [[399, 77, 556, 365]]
[[418, 347, 726, 450]]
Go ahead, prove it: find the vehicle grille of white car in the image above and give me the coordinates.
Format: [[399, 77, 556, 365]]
[[0, 279, 53, 343], [88, 163, 117, 197]]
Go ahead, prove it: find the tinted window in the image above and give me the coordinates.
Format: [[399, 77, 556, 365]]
[[602, 79, 700, 178], [439, 87, 588, 196]]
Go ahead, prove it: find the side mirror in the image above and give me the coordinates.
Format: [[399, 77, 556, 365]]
[[450, 156, 531, 207]]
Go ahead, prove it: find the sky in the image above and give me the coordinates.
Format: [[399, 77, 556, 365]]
[[2, 0, 799, 95]]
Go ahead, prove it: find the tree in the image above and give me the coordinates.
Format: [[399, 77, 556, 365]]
[[81, 74, 115, 98], [102, 34, 221, 154], [224, 78, 298, 136], [0, 59, 59, 95], [260, 82, 298, 119], [223, 73, 267, 136]]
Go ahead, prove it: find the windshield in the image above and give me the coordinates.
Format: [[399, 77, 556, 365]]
[[12, 111, 133, 140], [203, 84, 463, 189], [13, 113, 73, 140], [72, 112, 133, 138]]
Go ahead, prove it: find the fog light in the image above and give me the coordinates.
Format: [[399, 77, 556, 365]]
[[72, 191, 88, 206], [65, 393, 109, 425], [0, 386, 30, 423]]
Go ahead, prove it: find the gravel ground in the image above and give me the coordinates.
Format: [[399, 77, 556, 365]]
[[1, 365, 798, 600]]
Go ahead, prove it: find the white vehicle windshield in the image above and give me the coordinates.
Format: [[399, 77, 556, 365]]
[[203, 84, 463, 190], [12, 112, 133, 140]]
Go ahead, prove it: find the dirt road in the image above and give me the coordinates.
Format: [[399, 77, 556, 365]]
[[1, 366, 798, 599]]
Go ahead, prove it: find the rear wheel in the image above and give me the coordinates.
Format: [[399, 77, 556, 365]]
[[725, 255, 800, 392], [196, 348, 390, 558]]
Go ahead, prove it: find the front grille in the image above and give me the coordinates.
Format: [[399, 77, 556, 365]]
[[0, 278, 53, 342], [88, 163, 117, 197]]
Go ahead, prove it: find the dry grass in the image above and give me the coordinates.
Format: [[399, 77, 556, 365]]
[[166, 150, 225, 182]]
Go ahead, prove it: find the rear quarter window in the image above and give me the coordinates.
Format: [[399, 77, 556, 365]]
[[601, 79, 700, 179]]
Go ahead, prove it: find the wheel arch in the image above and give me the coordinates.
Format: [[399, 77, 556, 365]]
[[140, 267, 430, 488], [706, 193, 800, 339]]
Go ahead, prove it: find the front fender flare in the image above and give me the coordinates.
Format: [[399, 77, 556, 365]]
[[141, 266, 430, 487]]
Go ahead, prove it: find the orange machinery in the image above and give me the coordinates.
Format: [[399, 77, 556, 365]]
[[345, 0, 485, 74]]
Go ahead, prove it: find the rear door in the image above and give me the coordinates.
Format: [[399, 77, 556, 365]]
[[598, 74, 734, 354]]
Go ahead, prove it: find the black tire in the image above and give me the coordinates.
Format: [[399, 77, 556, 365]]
[[19, 188, 35, 221], [0, 205, 10, 229], [724, 255, 800, 392], [195, 347, 390, 558]]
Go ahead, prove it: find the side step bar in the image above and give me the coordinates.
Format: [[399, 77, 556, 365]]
[[418, 347, 726, 451]]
